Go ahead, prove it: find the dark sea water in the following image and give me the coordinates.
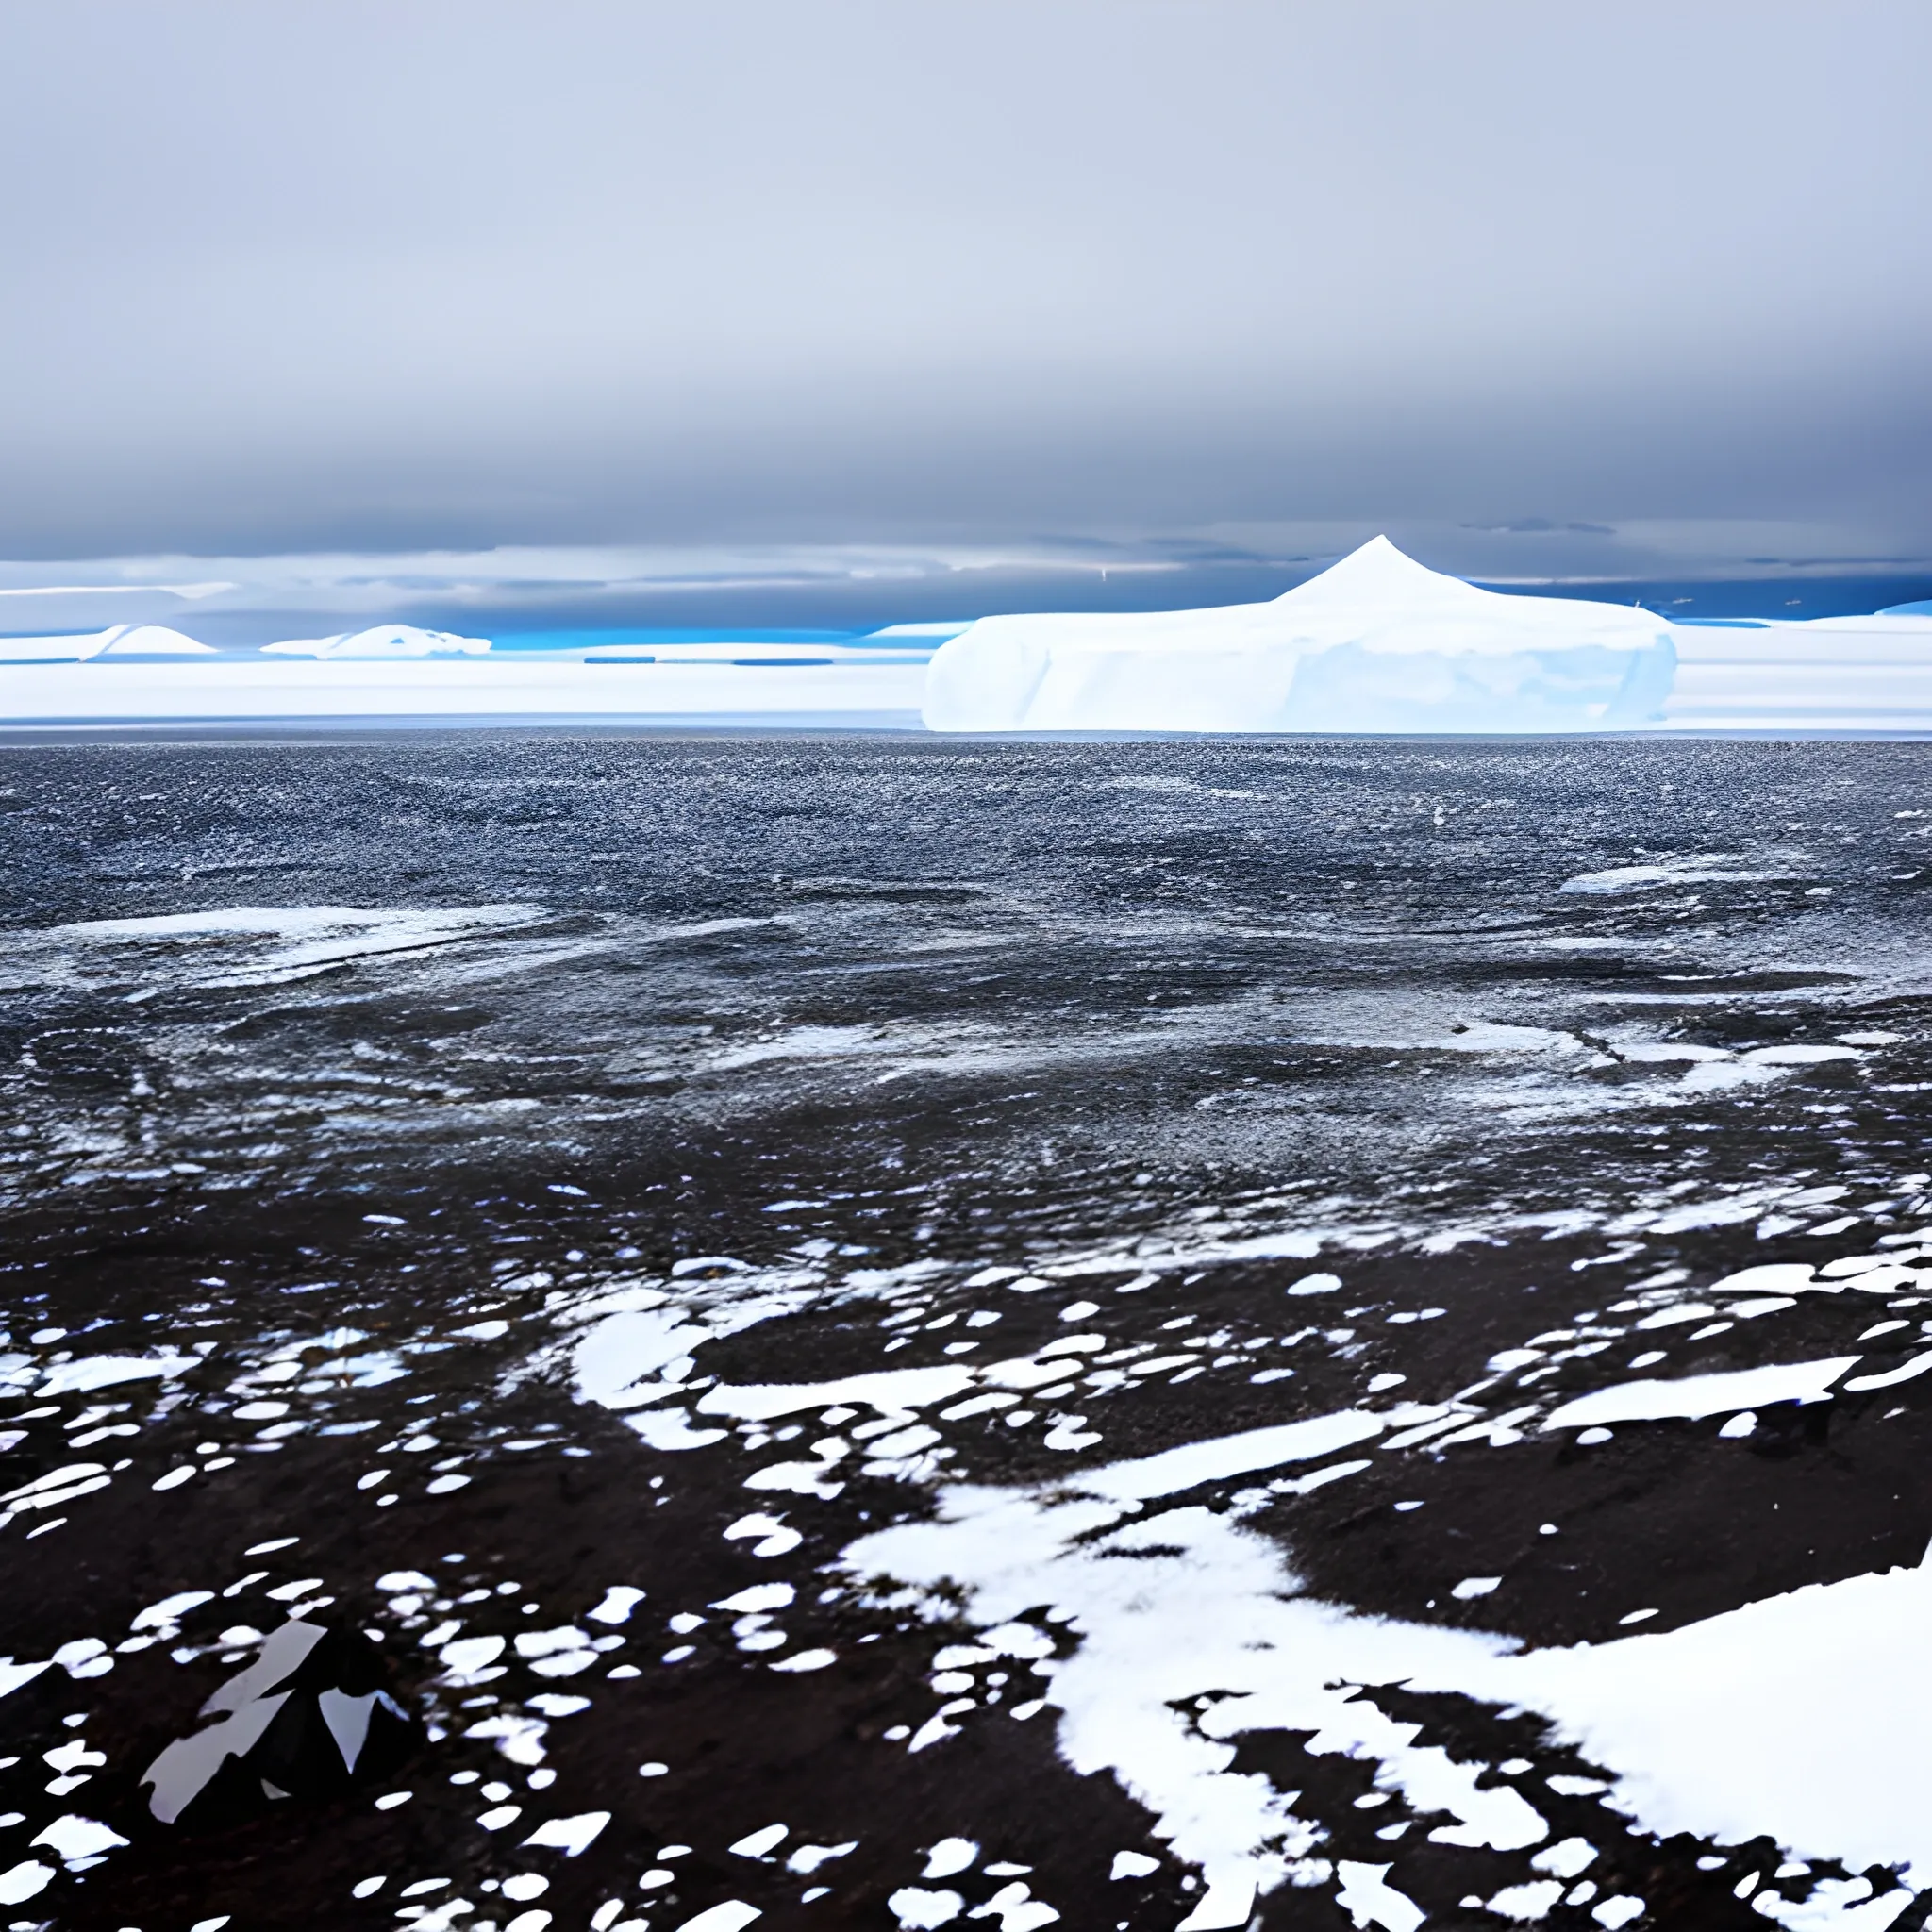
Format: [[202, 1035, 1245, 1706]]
[[3, 735, 1932, 1932]]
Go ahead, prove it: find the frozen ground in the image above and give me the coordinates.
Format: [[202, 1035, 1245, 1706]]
[[3, 735, 1932, 1932]]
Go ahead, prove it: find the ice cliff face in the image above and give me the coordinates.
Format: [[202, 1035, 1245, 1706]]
[[1660, 614, 1932, 733], [922, 537, 1677, 734]]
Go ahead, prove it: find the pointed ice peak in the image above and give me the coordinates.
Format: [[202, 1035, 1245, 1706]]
[[99, 625, 216, 656], [1274, 535, 1492, 610]]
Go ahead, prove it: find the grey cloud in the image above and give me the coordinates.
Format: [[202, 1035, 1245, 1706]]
[[1464, 522, 1618, 538], [0, 1, 1928, 562]]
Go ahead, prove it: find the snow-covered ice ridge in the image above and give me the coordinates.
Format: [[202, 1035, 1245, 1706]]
[[923, 537, 1932, 735]]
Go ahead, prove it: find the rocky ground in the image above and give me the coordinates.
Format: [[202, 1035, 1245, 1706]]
[[3, 733, 1931, 1932]]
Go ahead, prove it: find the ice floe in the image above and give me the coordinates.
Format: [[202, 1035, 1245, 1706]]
[[844, 1455, 1537, 1927], [51, 903, 548, 989], [1488, 1559, 1932, 1879], [142, 1619, 416, 1826], [1077, 1411, 1390, 1500], [697, 1366, 978, 1422], [522, 1809, 609, 1855]]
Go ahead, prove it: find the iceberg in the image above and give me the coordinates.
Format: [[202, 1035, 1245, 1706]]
[[0, 624, 214, 664], [261, 625, 491, 658], [924, 539, 1932, 736], [923, 536, 1679, 734]]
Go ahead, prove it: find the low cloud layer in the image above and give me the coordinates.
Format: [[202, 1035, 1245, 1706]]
[[4, 520, 1927, 644]]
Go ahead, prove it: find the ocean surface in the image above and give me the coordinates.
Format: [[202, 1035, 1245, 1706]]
[[3, 734, 1932, 1932]]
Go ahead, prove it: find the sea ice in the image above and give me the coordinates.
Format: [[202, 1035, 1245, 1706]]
[[1486, 1559, 1932, 1877], [696, 1366, 979, 1421], [261, 625, 491, 658], [0, 624, 212, 663], [1334, 1861, 1424, 1932], [522, 1810, 609, 1855], [52, 903, 546, 989], [922, 538, 1676, 734]]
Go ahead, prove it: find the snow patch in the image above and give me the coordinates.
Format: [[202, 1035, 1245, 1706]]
[[1543, 1357, 1859, 1430], [843, 1407, 1932, 1920]]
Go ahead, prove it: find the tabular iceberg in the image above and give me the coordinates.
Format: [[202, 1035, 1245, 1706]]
[[923, 536, 1676, 734], [261, 625, 491, 658]]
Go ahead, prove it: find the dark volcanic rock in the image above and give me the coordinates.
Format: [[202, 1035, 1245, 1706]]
[[142, 1619, 418, 1829]]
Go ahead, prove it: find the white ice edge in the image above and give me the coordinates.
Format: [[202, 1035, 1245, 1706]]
[[0, 658, 927, 722]]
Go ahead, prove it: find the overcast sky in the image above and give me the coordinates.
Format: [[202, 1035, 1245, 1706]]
[[2, 1, 1928, 608]]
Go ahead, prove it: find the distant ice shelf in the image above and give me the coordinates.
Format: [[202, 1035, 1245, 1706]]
[[1657, 615, 1932, 734], [0, 656, 927, 726], [261, 624, 491, 658], [8, 546, 1932, 732], [921, 537, 1932, 736], [0, 624, 215, 664]]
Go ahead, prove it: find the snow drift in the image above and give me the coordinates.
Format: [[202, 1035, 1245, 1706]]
[[922, 537, 1678, 734]]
